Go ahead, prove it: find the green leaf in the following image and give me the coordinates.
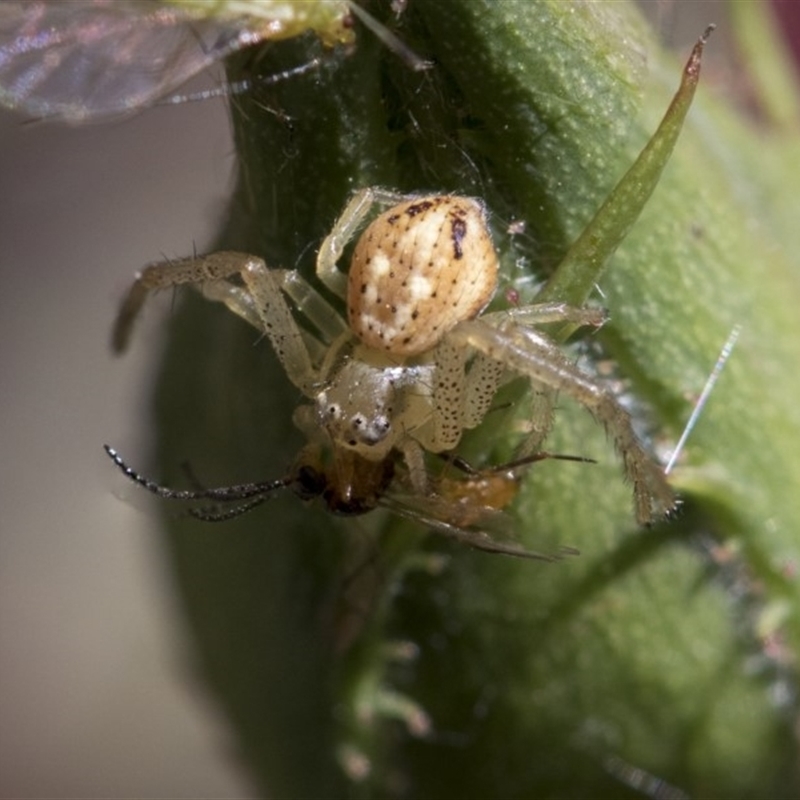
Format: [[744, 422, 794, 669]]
[[144, 1, 800, 796]]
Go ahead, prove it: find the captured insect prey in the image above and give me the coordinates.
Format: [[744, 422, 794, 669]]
[[0, 0, 427, 122], [108, 186, 679, 559], [105, 445, 591, 560]]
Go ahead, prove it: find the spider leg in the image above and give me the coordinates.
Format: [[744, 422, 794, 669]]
[[482, 301, 607, 329], [405, 335, 502, 456], [232, 260, 330, 394], [429, 338, 468, 451], [277, 269, 349, 345], [112, 250, 266, 353], [315, 186, 430, 297], [477, 301, 606, 451], [113, 248, 341, 395], [451, 319, 676, 524], [462, 354, 506, 429]]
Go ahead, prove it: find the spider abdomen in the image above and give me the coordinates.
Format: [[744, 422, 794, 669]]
[[347, 195, 498, 356]]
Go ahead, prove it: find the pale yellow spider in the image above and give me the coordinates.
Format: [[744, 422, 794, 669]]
[[109, 186, 675, 539]]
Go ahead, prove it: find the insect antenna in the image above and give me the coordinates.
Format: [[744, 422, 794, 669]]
[[104, 445, 291, 503], [493, 451, 597, 472], [188, 496, 271, 522], [438, 450, 596, 477], [156, 58, 322, 108]]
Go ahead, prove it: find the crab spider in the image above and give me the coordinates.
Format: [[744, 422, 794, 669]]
[[112, 187, 675, 526]]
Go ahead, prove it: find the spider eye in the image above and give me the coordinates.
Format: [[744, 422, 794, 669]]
[[350, 414, 391, 446]]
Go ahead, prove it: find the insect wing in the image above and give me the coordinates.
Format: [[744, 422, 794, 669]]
[[381, 492, 562, 561], [0, 1, 266, 122]]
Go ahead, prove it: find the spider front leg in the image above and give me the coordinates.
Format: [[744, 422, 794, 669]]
[[483, 301, 608, 329], [480, 301, 609, 452], [112, 251, 261, 353], [451, 318, 676, 525], [414, 302, 607, 455], [409, 340, 504, 456], [112, 251, 333, 397]]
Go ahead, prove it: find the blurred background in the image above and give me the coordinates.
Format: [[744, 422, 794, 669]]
[[1, 1, 798, 797], [0, 67, 254, 795]]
